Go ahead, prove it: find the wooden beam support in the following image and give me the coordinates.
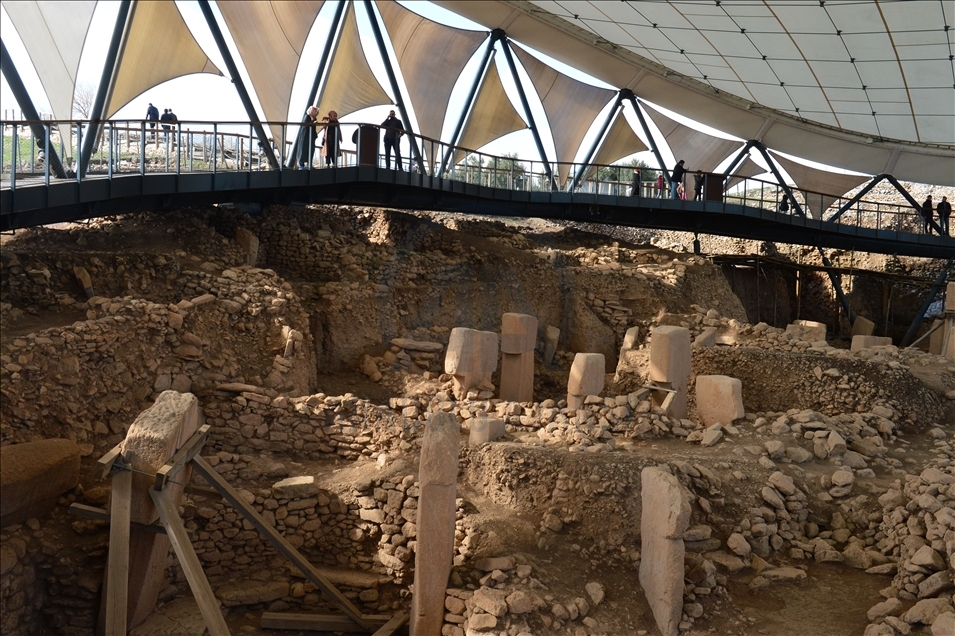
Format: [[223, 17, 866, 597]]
[[151, 487, 231, 635], [97, 444, 124, 479], [105, 464, 132, 635], [660, 391, 677, 414], [191, 457, 372, 632], [260, 613, 392, 632], [154, 424, 211, 491], [69, 503, 168, 535], [372, 613, 409, 636]]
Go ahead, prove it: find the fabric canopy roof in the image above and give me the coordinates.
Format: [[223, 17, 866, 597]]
[[511, 42, 615, 186], [106, 0, 220, 118], [218, 1, 323, 145], [642, 101, 742, 174], [770, 151, 870, 219], [586, 110, 648, 181], [454, 60, 526, 165], [316, 3, 392, 120], [376, 0, 487, 144], [3, 0, 96, 151], [724, 156, 765, 191]]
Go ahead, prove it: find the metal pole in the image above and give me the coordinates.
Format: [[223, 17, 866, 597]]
[[362, 0, 423, 173], [817, 247, 855, 326], [498, 33, 554, 188], [752, 141, 806, 217], [79, 0, 131, 178], [286, 0, 347, 168], [197, 0, 278, 170], [900, 258, 953, 347], [722, 140, 757, 179], [828, 174, 885, 222], [625, 92, 670, 187], [569, 92, 624, 192], [0, 39, 69, 178], [439, 33, 496, 175]]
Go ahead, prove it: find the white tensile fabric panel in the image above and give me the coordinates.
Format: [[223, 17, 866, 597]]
[[3, 0, 96, 149], [643, 102, 741, 173], [317, 3, 392, 119], [454, 61, 526, 165], [106, 1, 220, 117], [770, 151, 869, 220], [218, 1, 323, 146], [511, 43, 615, 185], [376, 0, 486, 145], [584, 110, 647, 182], [724, 157, 764, 191]]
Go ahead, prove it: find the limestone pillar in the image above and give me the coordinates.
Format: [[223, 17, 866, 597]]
[[410, 411, 461, 636], [0, 439, 80, 527], [469, 417, 505, 447], [851, 316, 875, 337], [567, 353, 605, 410], [235, 227, 259, 266], [499, 313, 538, 403], [444, 328, 499, 399], [543, 325, 560, 364], [104, 391, 200, 629], [639, 467, 691, 636], [695, 375, 745, 426], [649, 326, 691, 419]]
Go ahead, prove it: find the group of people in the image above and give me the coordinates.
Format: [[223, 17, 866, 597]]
[[920, 195, 951, 237], [649, 160, 706, 200], [295, 107, 405, 170], [145, 103, 177, 140]]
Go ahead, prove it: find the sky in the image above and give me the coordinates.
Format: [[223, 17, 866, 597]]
[[0, 0, 866, 183]]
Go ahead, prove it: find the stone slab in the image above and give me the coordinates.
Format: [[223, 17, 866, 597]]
[[235, 227, 259, 266], [0, 439, 80, 528], [851, 335, 892, 352], [391, 338, 444, 353], [695, 375, 745, 426], [444, 328, 498, 375], [500, 313, 538, 354], [786, 320, 827, 342], [410, 412, 460, 636], [499, 352, 534, 403], [469, 418, 506, 447], [543, 326, 560, 364], [621, 326, 640, 352], [649, 326, 690, 384], [568, 353, 605, 396], [851, 316, 875, 337]]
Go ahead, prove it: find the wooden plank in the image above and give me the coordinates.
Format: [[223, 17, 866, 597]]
[[105, 465, 132, 636], [371, 613, 409, 636], [151, 487, 231, 636], [260, 612, 390, 632], [660, 391, 676, 414], [643, 383, 677, 394], [97, 444, 123, 478], [630, 388, 652, 401], [154, 424, 211, 491], [69, 503, 168, 535], [191, 457, 371, 632], [184, 484, 223, 499]]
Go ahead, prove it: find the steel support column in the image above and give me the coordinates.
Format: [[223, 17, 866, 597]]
[[569, 91, 624, 192], [287, 0, 347, 168], [828, 174, 886, 222], [817, 247, 855, 326], [752, 141, 806, 217], [198, 0, 278, 170], [363, 0, 423, 173], [900, 258, 953, 348], [0, 39, 68, 178], [78, 0, 131, 177], [439, 32, 496, 176], [499, 32, 554, 188], [722, 140, 758, 180], [625, 92, 670, 186]]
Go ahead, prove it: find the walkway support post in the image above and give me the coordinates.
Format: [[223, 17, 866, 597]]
[[78, 0, 132, 178], [198, 0, 278, 170], [828, 174, 886, 222], [900, 258, 953, 348], [439, 32, 496, 176], [287, 0, 347, 168], [752, 141, 806, 217], [363, 0, 424, 173], [569, 91, 624, 192], [498, 32, 555, 188], [817, 247, 855, 327], [625, 91, 670, 187], [0, 39, 68, 178]]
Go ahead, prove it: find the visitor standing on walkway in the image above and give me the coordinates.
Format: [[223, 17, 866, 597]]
[[656, 173, 665, 198], [296, 106, 321, 169], [920, 195, 937, 234], [778, 194, 790, 213], [381, 110, 404, 170], [693, 170, 704, 201], [630, 167, 641, 197], [146, 103, 159, 139], [322, 111, 342, 167], [670, 160, 686, 199], [937, 196, 951, 237]]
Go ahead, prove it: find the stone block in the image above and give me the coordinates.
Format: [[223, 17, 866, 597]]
[[543, 326, 560, 364], [621, 326, 640, 352], [649, 326, 690, 384], [0, 439, 80, 528], [235, 227, 259, 266], [469, 418, 506, 447], [499, 352, 534, 403], [640, 467, 691, 636], [693, 327, 717, 349], [410, 412, 461, 636], [786, 320, 826, 342], [946, 283, 955, 312], [851, 316, 875, 337], [929, 320, 945, 356], [568, 353, 605, 396], [500, 313, 538, 354], [695, 375, 745, 426], [851, 335, 892, 352]]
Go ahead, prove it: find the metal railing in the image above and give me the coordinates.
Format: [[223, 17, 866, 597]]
[[0, 118, 937, 237]]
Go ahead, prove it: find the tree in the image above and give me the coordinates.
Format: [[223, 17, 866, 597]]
[[593, 158, 653, 183], [72, 83, 96, 119]]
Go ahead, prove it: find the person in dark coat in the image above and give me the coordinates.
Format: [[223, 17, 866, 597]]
[[693, 170, 704, 201], [146, 103, 159, 139], [920, 195, 937, 234], [160, 109, 173, 131], [381, 110, 404, 170], [322, 110, 342, 167], [778, 194, 790, 213], [296, 106, 321, 169], [937, 196, 951, 237], [630, 167, 641, 197], [670, 160, 686, 199]]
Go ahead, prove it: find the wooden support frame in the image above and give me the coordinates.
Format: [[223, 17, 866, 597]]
[[260, 612, 408, 635], [155, 424, 210, 490], [69, 503, 168, 535], [105, 460, 132, 635]]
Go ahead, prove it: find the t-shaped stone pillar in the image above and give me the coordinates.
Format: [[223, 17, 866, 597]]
[[444, 328, 499, 399], [499, 313, 538, 403], [410, 411, 460, 636], [567, 353, 605, 410], [649, 326, 690, 419]]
